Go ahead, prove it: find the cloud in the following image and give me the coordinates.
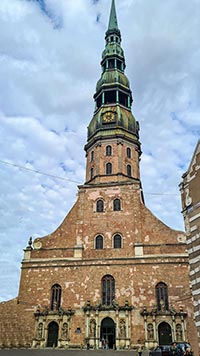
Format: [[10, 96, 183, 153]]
[[0, 0, 199, 301]]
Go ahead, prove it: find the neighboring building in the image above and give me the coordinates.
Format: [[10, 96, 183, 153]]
[[0, 0, 198, 351], [180, 140, 200, 351]]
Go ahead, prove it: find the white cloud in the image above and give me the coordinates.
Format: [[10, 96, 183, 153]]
[[0, 0, 199, 301]]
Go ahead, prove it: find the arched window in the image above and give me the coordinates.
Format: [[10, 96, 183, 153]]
[[90, 167, 94, 180], [127, 147, 131, 158], [113, 234, 122, 248], [96, 199, 104, 212], [95, 235, 103, 249], [127, 164, 132, 177], [91, 151, 94, 161], [102, 275, 115, 305], [106, 162, 112, 175], [51, 284, 61, 311], [156, 282, 169, 311], [113, 198, 121, 211], [106, 145, 112, 156]]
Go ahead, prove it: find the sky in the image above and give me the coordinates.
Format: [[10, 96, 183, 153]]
[[0, 0, 199, 302]]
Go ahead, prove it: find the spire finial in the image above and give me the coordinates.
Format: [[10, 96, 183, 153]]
[[108, 0, 118, 31]]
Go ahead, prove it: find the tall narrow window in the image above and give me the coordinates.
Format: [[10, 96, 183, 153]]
[[113, 198, 121, 211], [90, 167, 94, 180], [102, 275, 115, 305], [113, 234, 122, 248], [91, 151, 94, 161], [156, 282, 169, 311], [106, 145, 112, 156], [127, 164, 132, 177], [51, 284, 61, 311], [106, 163, 112, 175], [96, 199, 104, 212], [95, 235, 103, 249], [127, 147, 131, 158]]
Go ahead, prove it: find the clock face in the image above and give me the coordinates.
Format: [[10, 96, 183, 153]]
[[103, 112, 115, 123]]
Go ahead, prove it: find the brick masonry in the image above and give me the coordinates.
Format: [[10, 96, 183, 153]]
[[0, 181, 198, 353], [0, 1, 198, 353]]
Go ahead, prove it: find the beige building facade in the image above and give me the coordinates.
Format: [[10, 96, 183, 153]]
[[0, 0, 198, 352], [180, 140, 200, 352]]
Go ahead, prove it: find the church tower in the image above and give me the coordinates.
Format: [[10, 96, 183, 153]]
[[85, 0, 141, 188], [0, 0, 198, 352]]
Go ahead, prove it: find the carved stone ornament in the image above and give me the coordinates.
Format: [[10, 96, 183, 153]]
[[33, 240, 42, 250], [185, 188, 192, 207]]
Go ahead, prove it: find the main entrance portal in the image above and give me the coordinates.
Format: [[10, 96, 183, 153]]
[[47, 321, 59, 347], [100, 317, 115, 349], [158, 322, 172, 345]]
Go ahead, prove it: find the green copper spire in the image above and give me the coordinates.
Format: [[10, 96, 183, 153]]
[[106, 0, 121, 38], [108, 0, 118, 31], [85, 0, 140, 155]]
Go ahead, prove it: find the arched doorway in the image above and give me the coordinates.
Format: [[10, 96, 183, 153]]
[[100, 317, 115, 349], [158, 322, 172, 345], [47, 321, 59, 347]]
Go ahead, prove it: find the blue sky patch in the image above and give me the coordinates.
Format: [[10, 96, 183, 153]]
[[29, 0, 62, 29]]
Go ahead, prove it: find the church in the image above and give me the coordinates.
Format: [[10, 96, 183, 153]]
[[0, 0, 198, 351]]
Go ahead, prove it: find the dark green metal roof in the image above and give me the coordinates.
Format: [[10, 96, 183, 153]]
[[108, 0, 118, 31], [86, 0, 140, 151]]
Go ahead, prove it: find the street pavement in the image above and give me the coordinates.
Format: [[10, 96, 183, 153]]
[[0, 350, 137, 356]]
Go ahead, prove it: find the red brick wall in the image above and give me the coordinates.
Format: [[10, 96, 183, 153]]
[[0, 181, 198, 351]]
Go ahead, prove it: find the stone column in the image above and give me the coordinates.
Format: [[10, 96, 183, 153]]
[[116, 310, 119, 349], [125, 310, 130, 349], [86, 311, 90, 339], [181, 315, 186, 341], [153, 315, 156, 343], [172, 315, 176, 341], [144, 315, 148, 341], [95, 310, 99, 349]]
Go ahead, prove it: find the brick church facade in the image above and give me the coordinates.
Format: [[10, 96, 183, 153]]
[[0, 0, 198, 351]]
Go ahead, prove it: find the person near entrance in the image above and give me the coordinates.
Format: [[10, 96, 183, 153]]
[[101, 338, 105, 349], [105, 338, 109, 349], [184, 347, 193, 356], [170, 342, 179, 356]]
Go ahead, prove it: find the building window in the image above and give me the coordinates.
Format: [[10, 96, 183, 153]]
[[51, 284, 61, 311], [113, 234, 122, 248], [156, 282, 169, 311], [127, 164, 132, 177], [127, 147, 131, 158], [91, 151, 94, 161], [119, 91, 128, 107], [106, 145, 112, 156], [105, 90, 116, 104], [96, 199, 104, 212], [113, 198, 121, 211], [95, 235, 103, 249], [106, 162, 112, 175], [90, 167, 94, 180], [102, 275, 115, 305]]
